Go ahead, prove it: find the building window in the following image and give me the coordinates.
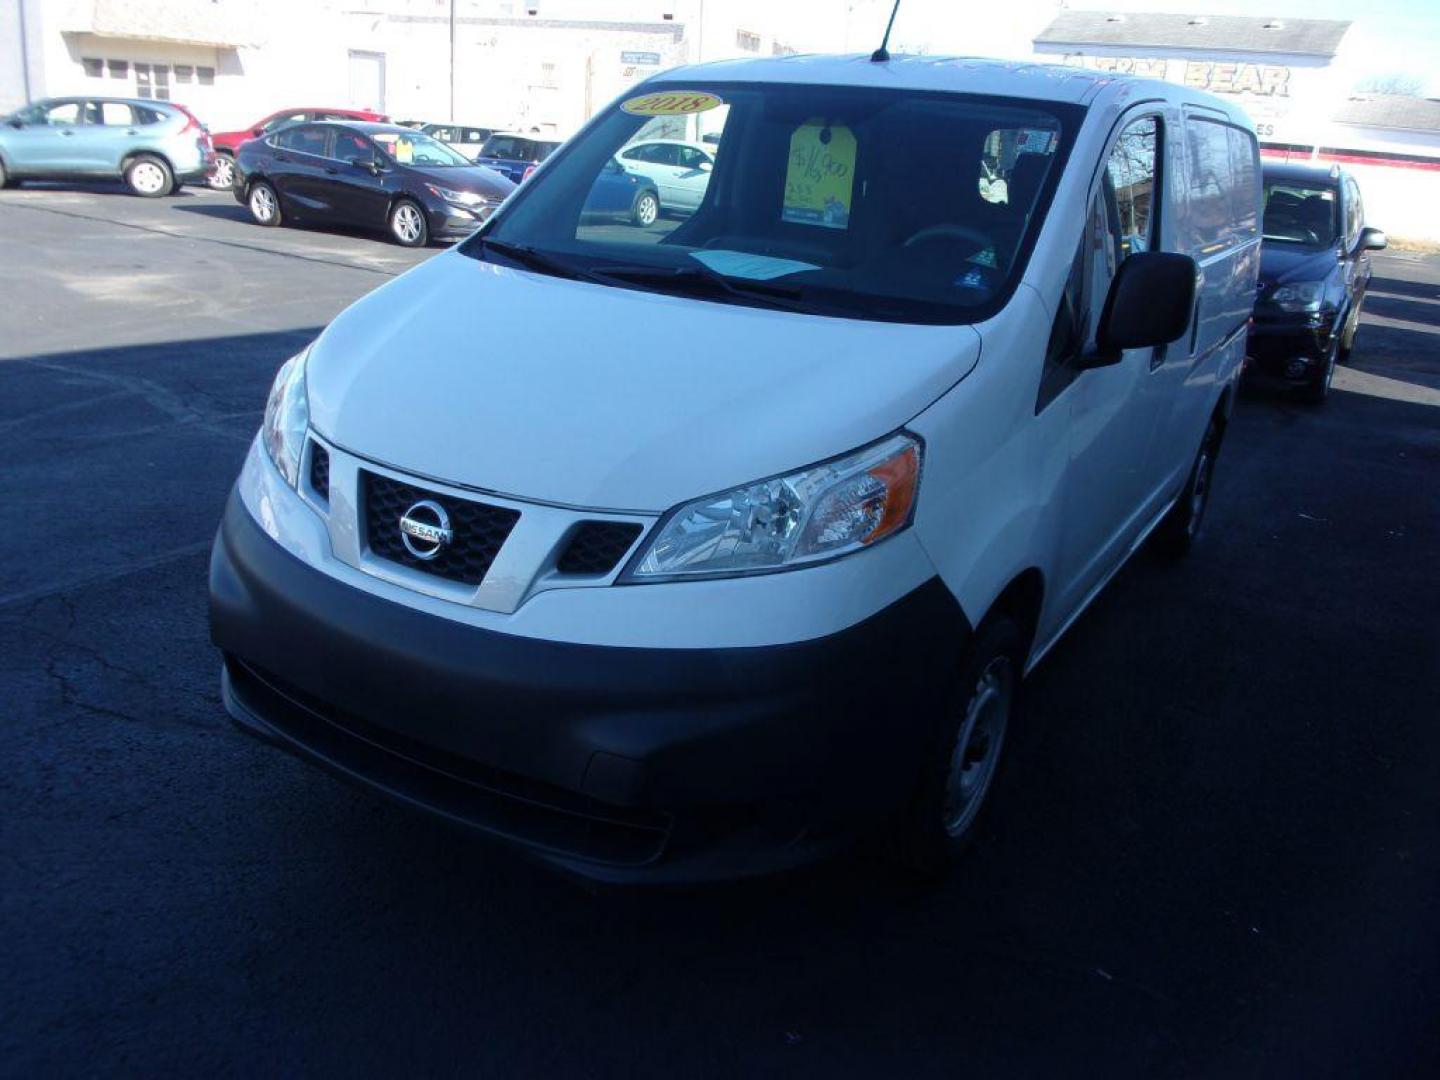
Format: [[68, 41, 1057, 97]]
[[107, 59, 128, 78], [82, 57, 104, 77], [175, 65, 194, 83], [135, 63, 172, 101], [539, 62, 557, 87], [197, 66, 215, 86], [736, 29, 760, 52]]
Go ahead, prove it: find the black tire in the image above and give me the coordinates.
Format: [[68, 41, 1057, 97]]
[[1337, 302, 1361, 362], [1302, 338, 1339, 405], [0, 157, 12, 189], [247, 180, 282, 227], [124, 153, 174, 197], [209, 153, 236, 191], [631, 190, 660, 228], [892, 615, 1024, 876], [1154, 416, 1223, 557], [389, 198, 429, 247]]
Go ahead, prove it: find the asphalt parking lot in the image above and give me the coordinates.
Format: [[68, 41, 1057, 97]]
[[2, 182, 1438, 1077]]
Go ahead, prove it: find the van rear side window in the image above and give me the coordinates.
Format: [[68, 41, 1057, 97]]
[[1183, 117, 1260, 255]]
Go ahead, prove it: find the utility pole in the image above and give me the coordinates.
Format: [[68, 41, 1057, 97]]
[[17, 0, 34, 104]]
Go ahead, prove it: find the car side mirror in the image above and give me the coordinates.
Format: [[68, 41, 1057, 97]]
[[351, 155, 382, 174], [606, 159, 624, 174], [697, 160, 713, 173], [252, 126, 265, 137], [1080, 251, 1198, 369], [7, 118, 23, 129], [1360, 226, 1387, 252]]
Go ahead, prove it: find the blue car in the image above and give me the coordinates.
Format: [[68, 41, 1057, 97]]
[[473, 132, 561, 184], [581, 159, 660, 228], [0, 96, 213, 196]]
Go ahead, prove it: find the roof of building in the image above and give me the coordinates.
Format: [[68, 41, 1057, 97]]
[[1034, 12, 1351, 59], [60, 0, 257, 49], [1335, 95, 1440, 134]]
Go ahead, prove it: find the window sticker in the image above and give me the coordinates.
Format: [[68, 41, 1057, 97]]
[[1014, 129, 1056, 154], [621, 91, 724, 117], [689, 250, 819, 280], [783, 120, 856, 230]]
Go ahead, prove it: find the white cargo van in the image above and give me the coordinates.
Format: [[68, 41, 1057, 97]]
[[210, 56, 1262, 881]]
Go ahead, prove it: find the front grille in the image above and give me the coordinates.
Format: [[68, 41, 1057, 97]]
[[308, 443, 330, 501], [557, 521, 643, 576], [227, 658, 671, 866], [362, 471, 519, 585]]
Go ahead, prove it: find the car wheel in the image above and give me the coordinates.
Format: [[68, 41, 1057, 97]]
[[389, 199, 428, 247], [0, 157, 13, 189], [1338, 302, 1361, 361], [1303, 338, 1339, 406], [209, 154, 236, 191], [124, 154, 174, 197], [892, 615, 1022, 876], [247, 181, 282, 227], [1154, 416, 1223, 557], [631, 190, 659, 228]]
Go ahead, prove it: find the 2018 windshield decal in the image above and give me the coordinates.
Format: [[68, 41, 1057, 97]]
[[621, 91, 724, 117]]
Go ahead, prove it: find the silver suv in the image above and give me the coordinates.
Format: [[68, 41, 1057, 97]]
[[0, 97, 214, 197]]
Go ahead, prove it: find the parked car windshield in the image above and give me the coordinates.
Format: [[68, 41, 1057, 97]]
[[371, 129, 470, 167], [466, 83, 1078, 323], [1263, 182, 1340, 247]]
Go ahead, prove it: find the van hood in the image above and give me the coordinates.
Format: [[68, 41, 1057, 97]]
[[305, 252, 980, 511]]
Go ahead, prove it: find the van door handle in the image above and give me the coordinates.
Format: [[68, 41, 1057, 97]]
[[60, 129, 75, 136]]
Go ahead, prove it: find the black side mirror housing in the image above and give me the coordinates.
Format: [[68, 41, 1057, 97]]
[[1080, 251, 1198, 369], [1360, 226, 1387, 252]]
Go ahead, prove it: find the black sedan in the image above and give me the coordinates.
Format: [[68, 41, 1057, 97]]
[[233, 121, 515, 247], [1247, 161, 1387, 403]]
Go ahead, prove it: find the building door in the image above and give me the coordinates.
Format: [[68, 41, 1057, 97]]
[[348, 51, 385, 114]]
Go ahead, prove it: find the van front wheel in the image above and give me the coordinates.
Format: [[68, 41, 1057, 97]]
[[893, 615, 1023, 876], [1154, 418, 1222, 557]]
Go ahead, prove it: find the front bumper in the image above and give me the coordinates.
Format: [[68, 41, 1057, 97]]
[[1246, 310, 1338, 381], [209, 490, 968, 882], [427, 201, 496, 240]]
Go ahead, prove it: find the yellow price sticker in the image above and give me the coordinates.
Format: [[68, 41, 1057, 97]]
[[782, 120, 856, 230], [621, 91, 724, 117]]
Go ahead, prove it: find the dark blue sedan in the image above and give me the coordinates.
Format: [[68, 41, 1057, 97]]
[[233, 121, 515, 247], [581, 158, 660, 228]]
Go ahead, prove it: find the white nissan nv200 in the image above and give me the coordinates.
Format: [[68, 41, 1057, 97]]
[[210, 56, 1262, 881]]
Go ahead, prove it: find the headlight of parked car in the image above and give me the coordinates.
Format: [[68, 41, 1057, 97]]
[[1270, 281, 1325, 313], [426, 183, 490, 208], [627, 433, 922, 581], [262, 347, 310, 488]]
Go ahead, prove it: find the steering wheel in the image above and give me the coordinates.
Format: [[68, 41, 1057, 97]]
[[903, 224, 994, 252]]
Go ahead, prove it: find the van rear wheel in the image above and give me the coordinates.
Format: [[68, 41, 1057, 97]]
[[892, 615, 1022, 876]]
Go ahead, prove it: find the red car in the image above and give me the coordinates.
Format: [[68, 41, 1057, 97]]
[[208, 107, 388, 189]]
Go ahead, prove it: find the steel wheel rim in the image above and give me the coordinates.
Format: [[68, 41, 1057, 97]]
[[394, 204, 423, 243], [637, 195, 657, 226], [943, 655, 1013, 837], [250, 186, 275, 222], [211, 158, 234, 189], [132, 161, 165, 193], [1188, 447, 1212, 538]]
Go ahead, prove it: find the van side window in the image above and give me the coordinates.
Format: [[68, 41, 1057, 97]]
[[1037, 116, 1159, 412]]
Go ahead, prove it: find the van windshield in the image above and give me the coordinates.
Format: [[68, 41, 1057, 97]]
[[464, 83, 1079, 323]]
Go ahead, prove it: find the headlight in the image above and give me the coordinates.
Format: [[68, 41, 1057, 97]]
[[627, 433, 922, 580], [262, 347, 310, 487], [1270, 281, 1324, 313], [426, 183, 489, 208]]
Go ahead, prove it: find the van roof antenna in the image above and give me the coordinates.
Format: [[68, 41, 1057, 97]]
[[871, 0, 902, 63]]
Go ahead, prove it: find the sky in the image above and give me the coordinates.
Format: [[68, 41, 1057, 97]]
[[794, 0, 1440, 95]]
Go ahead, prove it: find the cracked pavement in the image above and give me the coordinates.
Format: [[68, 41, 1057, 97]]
[[2, 183, 1438, 1077]]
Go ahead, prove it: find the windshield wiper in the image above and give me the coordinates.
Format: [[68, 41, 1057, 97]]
[[592, 263, 824, 315], [477, 238, 613, 285]]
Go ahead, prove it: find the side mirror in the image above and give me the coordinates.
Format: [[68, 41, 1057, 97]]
[[1081, 251, 1198, 369], [252, 126, 265, 137], [1360, 226, 1387, 252], [7, 118, 23, 129], [697, 160, 713, 173], [606, 159, 625, 174], [351, 155, 382, 174]]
